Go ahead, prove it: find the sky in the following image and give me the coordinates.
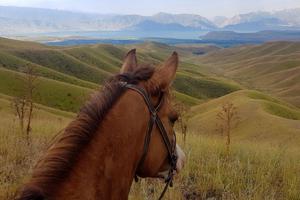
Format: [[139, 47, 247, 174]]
[[0, 0, 300, 18]]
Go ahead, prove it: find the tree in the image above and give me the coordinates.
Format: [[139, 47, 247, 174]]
[[12, 96, 27, 131], [174, 101, 188, 145], [216, 102, 239, 154], [11, 64, 38, 144]]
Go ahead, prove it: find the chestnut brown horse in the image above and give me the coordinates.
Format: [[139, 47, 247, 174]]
[[17, 49, 185, 200]]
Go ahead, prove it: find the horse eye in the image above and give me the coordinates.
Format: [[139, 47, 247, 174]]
[[169, 112, 178, 124]]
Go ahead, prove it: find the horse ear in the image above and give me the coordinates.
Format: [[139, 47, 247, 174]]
[[120, 49, 138, 73], [151, 52, 178, 91]]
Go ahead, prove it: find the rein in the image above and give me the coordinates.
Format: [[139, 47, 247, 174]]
[[121, 82, 177, 200]]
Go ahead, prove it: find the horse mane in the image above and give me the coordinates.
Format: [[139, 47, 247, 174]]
[[17, 66, 155, 200]]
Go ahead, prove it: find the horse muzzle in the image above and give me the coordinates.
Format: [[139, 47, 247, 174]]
[[157, 144, 186, 180], [175, 144, 185, 173]]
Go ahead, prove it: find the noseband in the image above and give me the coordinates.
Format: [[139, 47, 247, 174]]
[[121, 82, 177, 199]]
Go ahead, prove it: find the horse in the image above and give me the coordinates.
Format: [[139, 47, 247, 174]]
[[17, 49, 186, 200]]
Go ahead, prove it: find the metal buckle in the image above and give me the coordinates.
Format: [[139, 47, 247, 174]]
[[151, 111, 157, 119], [119, 81, 128, 87]]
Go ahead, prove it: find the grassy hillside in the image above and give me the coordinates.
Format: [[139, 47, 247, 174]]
[[174, 73, 240, 99], [187, 90, 300, 146], [0, 51, 98, 89], [193, 42, 300, 107], [0, 37, 243, 110], [0, 67, 93, 112], [11, 48, 112, 84]]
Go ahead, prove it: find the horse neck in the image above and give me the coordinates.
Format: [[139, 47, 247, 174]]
[[55, 91, 149, 200]]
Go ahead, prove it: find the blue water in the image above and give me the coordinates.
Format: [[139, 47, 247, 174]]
[[38, 30, 262, 47], [39, 30, 208, 40]]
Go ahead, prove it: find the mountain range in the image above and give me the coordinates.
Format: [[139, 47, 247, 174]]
[[214, 9, 300, 31], [1, 6, 300, 36]]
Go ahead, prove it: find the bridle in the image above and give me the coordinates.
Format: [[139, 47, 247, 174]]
[[121, 82, 178, 200]]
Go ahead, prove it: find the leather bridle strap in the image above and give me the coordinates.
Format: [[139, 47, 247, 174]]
[[136, 113, 155, 170], [122, 83, 177, 200], [124, 83, 157, 114], [155, 116, 175, 160]]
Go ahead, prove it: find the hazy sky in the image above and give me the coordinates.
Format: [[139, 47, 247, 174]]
[[0, 0, 300, 18]]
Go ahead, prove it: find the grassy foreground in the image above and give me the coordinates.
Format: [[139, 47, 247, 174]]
[[130, 134, 300, 200], [0, 98, 71, 199], [0, 98, 300, 200]]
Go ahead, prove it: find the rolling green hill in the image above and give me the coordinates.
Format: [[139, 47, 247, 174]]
[[0, 37, 241, 111], [187, 90, 300, 146], [0, 68, 93, 112], [193, 42, 300, 107]]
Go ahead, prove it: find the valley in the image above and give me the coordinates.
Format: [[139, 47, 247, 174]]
[[192, 41, 300, 107], [0, 37, 299, 199], [0, 37, 299, 145]]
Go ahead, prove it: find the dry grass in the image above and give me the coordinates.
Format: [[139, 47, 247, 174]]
[[188, 90, 300, 147], [1, 98, 300, 200], [130, 134, 300, 200], [0, 98, 70, 199]]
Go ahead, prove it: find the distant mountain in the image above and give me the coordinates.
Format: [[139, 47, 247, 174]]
[[0, 6, 144, 34], [0, 6, 215, 35], [212, 16, 229, 27], [1, 6, 300, 36], [218, 9, 300, 31], [151, 12, 216, 30], [275, 8, 300, 26], [222, 12, 274, 27], [224, 18, 288, 32], [128, 20, 198, 31]]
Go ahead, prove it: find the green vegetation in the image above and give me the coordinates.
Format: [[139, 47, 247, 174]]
[[264, 101, 300, 120], [173, 91, 201, 106], [63, 47, 121, 73], [0, 68, 93, 112], [13, 49, 111, 84], [0, 93, 75, 118], [194, 41, 300, 107], [0, 37, 242, 110], [248, 91, 300, 120], [188, 90, 300, 146], [248, 90, 281, 104], [174, 73, 240, 99]]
